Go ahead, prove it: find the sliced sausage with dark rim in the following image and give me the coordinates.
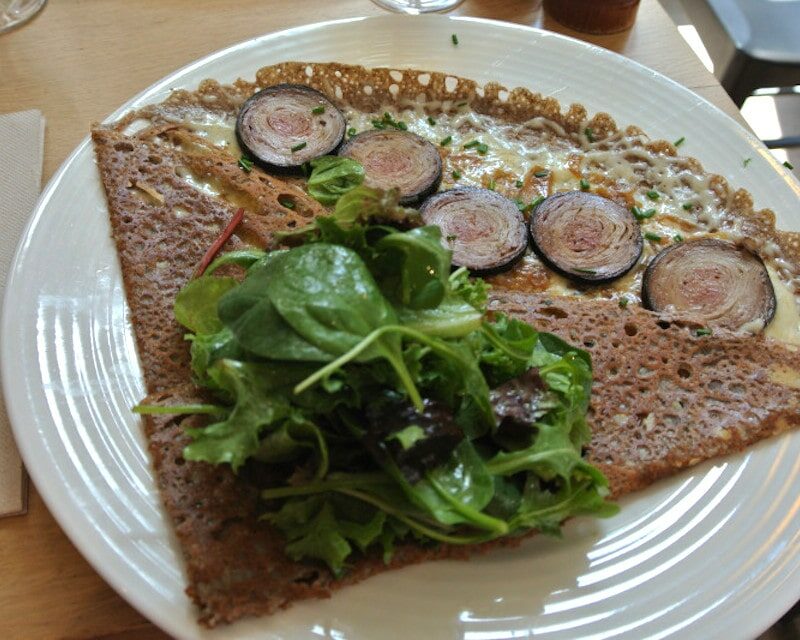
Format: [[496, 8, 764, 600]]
[[529, 191, 643, 284], [642, 238, 776, 331], [420, 187, 527, 275], [339, 129, 442, 205], [236, 84, 346, 170]]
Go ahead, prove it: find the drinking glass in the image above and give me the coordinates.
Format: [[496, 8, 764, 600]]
[[371, 0, 465, 14], [0, 0, 46, 34]]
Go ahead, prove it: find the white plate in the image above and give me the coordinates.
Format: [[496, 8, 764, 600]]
[[3, 15, 800, 640]]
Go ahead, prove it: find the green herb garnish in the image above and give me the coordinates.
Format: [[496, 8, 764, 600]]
[[696, 327, 712, 337], [463, 140, 480, 149], [515, 179, 524, 188], [631, 206, 656, 221], [451, 33, 459, 45], [238, 155, 254, 173], [278, 196, 296, 210], [618, 297, 629, 308], [427, 116, 437, 126], [291, 142, 307, 153], [580, 179, 590, 191], [452, 170, 462, 180], [534, 170, 549, 178], [673, 234, 684, 243], [784, 161, 795, 170], [584, 127, 595, 142], [644, 232, 662, 242], [440, 136, 453, 147], [743, 157, 752, 167], [312, 106, 325, 115], [682, 202, 694, 210], [348, 127, 357, 137], [488, 178, 496, 191], [646, 190, 659, 200], [674, 136, 685, 147]]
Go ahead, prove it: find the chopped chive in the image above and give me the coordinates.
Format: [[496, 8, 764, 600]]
[[440, 135, 453, 147], [427, 116, 437, 126], [673, 234, 684, 243], [696, 327, 712, 337], [397, 121, 408, 131], [452, 170, 461, 180], [488, 178, 496, 191], [682, 202, 694, 210], [451, 33, 459, 45], [371, 120, 386, 130], [291, 141, 307, 152], [515, 179, 524, 188], [531, 195, 546, 208], [618, 297, 629, 308], [446, 234, 457, 241], [646, 190, 660, 200], [238, 155, 254, 173], [631, 206, 656, 221], [476, 143, 489, 155], [278, 196, 295, 210], [674, 136, 685, 147], [347, 127, 357, 137], [743, 157, 752, 167], [575, 267, 596, 274], [463, 140, 480, 149], [580, 178, 590, 191], [312, 105, 325, 115], [514, 198, 525, 211], [457, 101, 468, 107], [534, 170, 549, 178], [784, 161, 795, 170], [644, 232, 662, 242], [584, 127, 595, 142]]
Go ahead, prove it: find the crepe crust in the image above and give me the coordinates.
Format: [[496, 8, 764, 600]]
[[92, 62, 800, 627]]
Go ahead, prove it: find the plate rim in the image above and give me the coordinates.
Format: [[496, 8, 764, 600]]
[[3, 13, 799, 640]]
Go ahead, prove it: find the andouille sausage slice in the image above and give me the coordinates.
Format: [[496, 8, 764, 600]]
[[236, 84, 346, 170], [420, 187, 527, 275], [529, 191, 642, 284], [642, 238, 776, 331], [339, 129, 442, 205]]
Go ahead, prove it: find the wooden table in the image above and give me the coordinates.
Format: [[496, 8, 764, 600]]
[[0, 1, 745, 638]]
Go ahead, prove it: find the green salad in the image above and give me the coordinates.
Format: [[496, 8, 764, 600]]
[[137, 185, 617, 576]]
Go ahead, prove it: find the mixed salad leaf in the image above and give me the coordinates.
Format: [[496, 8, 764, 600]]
[[138, 185, 617, 576]]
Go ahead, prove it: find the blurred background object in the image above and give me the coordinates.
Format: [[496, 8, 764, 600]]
[[660, 0, 799, 176], [0, 0, 46, 34], [371, 0, 465, 13], [543, 0, 640, 34]]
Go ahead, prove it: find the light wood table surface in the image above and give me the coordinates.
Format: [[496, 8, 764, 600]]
[[0, 1, 747, 638]]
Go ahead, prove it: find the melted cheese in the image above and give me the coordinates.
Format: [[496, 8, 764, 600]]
[[159, 99, 800, 347], [765, 267, 800, 345]]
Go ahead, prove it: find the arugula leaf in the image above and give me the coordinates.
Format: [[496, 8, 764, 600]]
[[183, 360, 294, 470], [307, 156, 365, 205]]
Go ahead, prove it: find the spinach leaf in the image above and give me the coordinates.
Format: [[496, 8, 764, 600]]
[[373, 226, 450, 310], [397, 294, 482, 338], [174, 275, 238, 335], [307, 156, 365, 205]]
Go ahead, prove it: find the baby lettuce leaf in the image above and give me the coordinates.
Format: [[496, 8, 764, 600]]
[[307, 156, 365, 205]]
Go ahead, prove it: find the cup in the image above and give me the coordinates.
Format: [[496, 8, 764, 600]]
[[543, 0, 640, 35], [0, 0, 46, 34]]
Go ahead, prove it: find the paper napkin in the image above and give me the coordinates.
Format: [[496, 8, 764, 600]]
[[0, 109, 45, 517]]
